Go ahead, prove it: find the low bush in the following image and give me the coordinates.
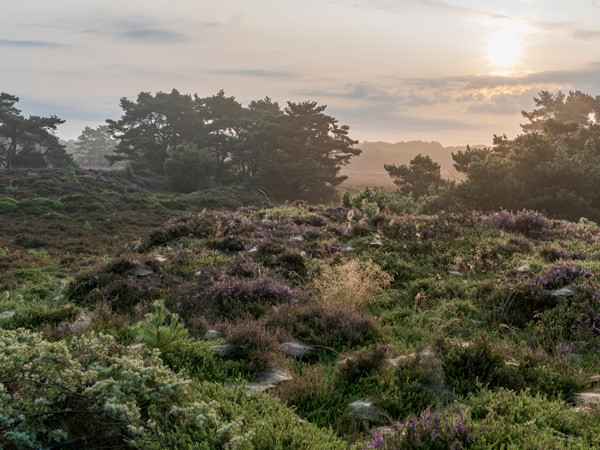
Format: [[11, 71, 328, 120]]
[[470, 388, 600, 449], [225, 319, 282, 371], [364, 406, 477, 450], [266, 302, 381, 351]]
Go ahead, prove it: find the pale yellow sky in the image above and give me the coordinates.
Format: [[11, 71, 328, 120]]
[[2, 0, 600, 146]]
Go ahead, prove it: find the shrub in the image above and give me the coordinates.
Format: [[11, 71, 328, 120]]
[[0, 303, 79, 331], [163, 144, 217, 193], [491, 209, 550, 236], [337, 344, 390, 384], [310, 259, 391, 310], [266, 303, 380, 351], [187, 276, 298, 319], [470, 388, 600, 448], [225, 319, 281, 371], [0, 329, 230, 449], [436, 334, 506, 396], [364, 407, 477, 450]]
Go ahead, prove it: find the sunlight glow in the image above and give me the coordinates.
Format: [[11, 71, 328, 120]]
[[488, 32, 521, 68]]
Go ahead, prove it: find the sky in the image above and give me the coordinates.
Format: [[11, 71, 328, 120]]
[[2, 0, 600, 146]]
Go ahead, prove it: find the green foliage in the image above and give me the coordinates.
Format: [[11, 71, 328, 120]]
[[385, 154, 448, 200], [60, 165, 79, 183], [0, 303, 79, 331], [107, 89, 360, 201], [470, 388, 600, 449], [5, 180, 17, 194], [133, 300, 188, 352], [74, 124, 116, 167], [0, 92, 73, 169], [163, 143, 218, 193]]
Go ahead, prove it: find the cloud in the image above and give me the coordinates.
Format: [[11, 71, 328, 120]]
[[207, 69, 299, 79], [336, 0, 512, 20], [80, 16, 192, 44], [571, 30, 600, 40], [18, 97, 115, 122], [115, 28, 187, 43], [0, 39, 70, 48], [328, 103, 480, 132]]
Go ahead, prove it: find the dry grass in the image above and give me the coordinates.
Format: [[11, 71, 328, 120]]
[[309, 259, 391, 310]]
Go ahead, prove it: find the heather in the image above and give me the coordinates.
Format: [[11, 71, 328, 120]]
[[2, 169, 600, 448]]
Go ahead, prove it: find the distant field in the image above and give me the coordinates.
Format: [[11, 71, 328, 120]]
[[339, 169, 397, 193]]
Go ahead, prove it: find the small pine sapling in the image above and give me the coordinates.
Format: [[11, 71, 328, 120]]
[[134, 300, 188, 352]]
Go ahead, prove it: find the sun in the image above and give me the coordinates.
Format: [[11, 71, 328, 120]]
[[488, 32, 520, 68]]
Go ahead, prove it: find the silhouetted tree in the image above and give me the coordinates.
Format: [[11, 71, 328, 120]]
[[0, 92, 72, 168], [385, 154, 445, 200], [106, 89, 201, 173]]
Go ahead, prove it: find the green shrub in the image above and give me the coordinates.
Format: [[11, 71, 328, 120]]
[[133, 300, 188, 352], [436, 334, 507, 396], [266, 303, 381, 351], [0, 303, 79, 330], [225, 319, 281, 372], [470, 388, 600, 449], [163, 144, 217, 193]]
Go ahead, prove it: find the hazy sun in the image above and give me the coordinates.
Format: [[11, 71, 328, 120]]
[[488, 32, 520, 68]]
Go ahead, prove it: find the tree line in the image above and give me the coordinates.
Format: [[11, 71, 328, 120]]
[[384, 90, 600, 222], [0, 89, 360, 202]]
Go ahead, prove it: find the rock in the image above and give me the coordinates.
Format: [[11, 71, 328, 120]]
[[293, 236, 305, 242], [517, 265, 532, 273], [247, 246, 259, 253], [342, 230, 353, 237], [448, 270, 462, 276], [552, 286, 577, 297], [204, 329, 223, 340], [246, 368, 292, 394], [210, 344, 235, 356], [572, 392, 600, 405], [155, 256, 168, 263], [347, 398, 382, 422], [0, 311, 15, 319], [258, 367, 292, 385], [370, 426, 395, 436], [370, 241, 382, 248], [126, 266, 153, 276], [280, 342, 313, 358], [345, 246, 356, 252]]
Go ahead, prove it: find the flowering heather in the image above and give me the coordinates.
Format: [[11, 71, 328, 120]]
[[491, 209, 550, 236], [304, 229, 323, 239], [537, 264, 592, 290], [555, 342, 572, 355], [237, 205, 262, 214], [364, 407, 476, 450], [204, 277, 295, 306]]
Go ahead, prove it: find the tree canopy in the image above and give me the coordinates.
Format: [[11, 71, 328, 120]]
[[0, 92, 72, 169], [106, 89, 360, 201], [74, 125, 116, 167]]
